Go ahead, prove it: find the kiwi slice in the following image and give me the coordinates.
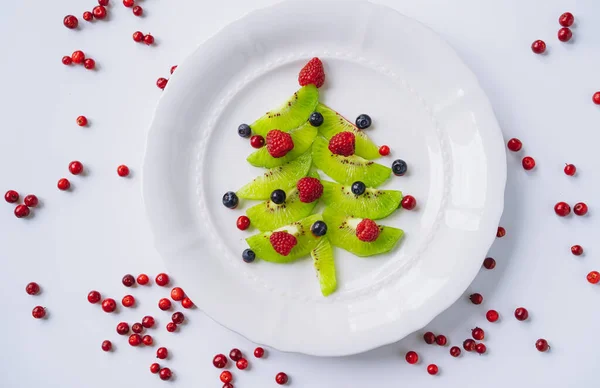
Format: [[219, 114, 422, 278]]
[[311, 237, 337, 296], [316, 104, 380, 160], [312, 137, 391, 187], [246, 172, 320, 231], [321, 180, 402, 220], [246, 122, 317, 168], [246, 214, 323, 263], [237, 152, 312, 200], [323, 208, 403, 257], [250, 85, 319, 137]]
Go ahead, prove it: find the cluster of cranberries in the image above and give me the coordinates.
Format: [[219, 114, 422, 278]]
[[155, 65, 177, 90], [122, 0, 143, 16], [531, 12, 575, 55], [132, 31, 155, 45], [4, 190, 39, 219], [62, 50, 96, 70], [25, 282, 47, 319], [213, 348, 289, 385]]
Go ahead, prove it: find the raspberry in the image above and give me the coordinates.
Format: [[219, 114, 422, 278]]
[[298, 57, 325, 88], [296, 177, 323, 203], [356, 219, 380, 242], [328, 131, 355, 156], [269, 231, 297, 256], [266, 130, 294, 158]]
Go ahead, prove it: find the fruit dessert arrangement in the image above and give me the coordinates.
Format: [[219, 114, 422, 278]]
[[221, 58, 416, 297]]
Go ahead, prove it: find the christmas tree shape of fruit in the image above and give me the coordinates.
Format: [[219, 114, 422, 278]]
[[231, 58, 407, 297]]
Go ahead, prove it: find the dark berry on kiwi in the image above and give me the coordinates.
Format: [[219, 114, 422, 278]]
[[270, 189, 286, 204], [309, 112, 324, 127], [351, 181, 366, 196], [355, 114, 372, 129]]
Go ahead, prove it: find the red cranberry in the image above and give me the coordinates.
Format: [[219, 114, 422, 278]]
[[142, 315, 155, 328], [559, 12, 574, 27], [587, 271, 600, 284], [401, 195, 417, 210], [150, 363, 160, 374], [102, 298, 117, 313], [522, 156, 536, 170], [469, 293, 483, 305], [158, 298, 172, 311], [14, 205, 30, 218], [223, 383, 233, 388], [472, 327, 485, 341], [117, 165, 130, 177], [159, 368, 172, 381], [133, 5, 143, 16], [72, 50, 85, 64], [594, 92, 600, 105], [427, 364, 438, 375], [143, 34, 155, 45], [155, 273, 169, 286], [213, 354, 227, 368], [236, 358, 248, 370], [64, 15, 79, 29], [57, 178, 71, 191], [378, 145, 390, 156], [76, 115, 88, 126], [463, 339, 476, 352], [93, 6, 107, 19], [88, 290, 101, 304], [123, 0, 134, 7], [507, 138, 522, 152], [132, 323, 143, 333], [24, 195, 39, 207], [554, 202, 571, 217], [98, 0, 109, 5], [69, 161, 83, 175], [237, 216, 251, 230], [101, 340, 112, 352], [83, 58, 96, 70], [275, 372, 288, 385], [122, 295, 135, 308], [497, 226, 506, 238], [181, 297, 194, 309], [254, 347, 265, 358], [423, 331, 436, 344], [536, 338, 550, 352], [32, 306, 46, 319], [450, 346, 461, 357], [435, 335, 447, 346], [250, 135, 265, 148], [157, 347, 168, 359], [170, 65, 178, 74], [564, 164, 576, 176], [166, 322, 177, 332], [475, 343, 487, 354], [229, 348, 243, 362], [514, 307, 529, 321], [62, 56, 73, 65], [137, 274, 149, 285], [405, 351, 418, 364], [220, 371, 233, 383], [26, 282, 40, 295], [121, 274, 135, 287], [83, 11, 93, 21], [116, 322, 130, 335], [531, 40, 546, 54], [142, 335, 153, 346], [129, 334, 142, 346], [172, 312, 184, 324], [486, 309, 499, 322], [571, 245, 583, 256], [558, 27, 573, 42], [574, 202, 588, 216], [4, 190, 19, 203], [170, 287, 184, 301], [133, 31, 144, 42], [157, 78, 168, 90], [483, 257, 496, 269]]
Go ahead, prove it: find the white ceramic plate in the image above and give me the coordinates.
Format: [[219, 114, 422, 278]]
[[142, 0, 506, 356]]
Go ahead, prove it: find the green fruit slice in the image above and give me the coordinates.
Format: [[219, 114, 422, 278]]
[[250, 85, 319, 137], [321, 180, 402, 220], [237, 152, 312, 200], [316, 104, 380, 160], [323, 208, 403, 257], [312, 137, 391, 187], [246, 214, 323, 263], [246, 172, 320, 232], [246, 122, 317, 168], [311, 237, 337, 296]]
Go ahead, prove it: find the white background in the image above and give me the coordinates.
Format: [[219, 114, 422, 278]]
[[1, 0, 599, 387]]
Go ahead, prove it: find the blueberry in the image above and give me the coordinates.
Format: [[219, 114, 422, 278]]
[[351, 181, 366, 195], [238, 123, 251, 138], [242, 249, 255, 263], [355, 114, 372, 129], [222, 191, 239, 209], [270, 189, 286, 204], [309, 112, 324, 127], [311, 221, 327, 237], [392, 159, 407, 176]]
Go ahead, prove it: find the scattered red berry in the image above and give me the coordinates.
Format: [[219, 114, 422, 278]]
[[531, 40, 546, 54], [401, 195, 417, 210], [559, 12, 574, 27], [101, 298, 117, 313], [101, 340, 112, 352], [143, 34, 155, 45], [166, 322, 177, 332], [558, 27, 573, 42], [132, 5, 143, 16], [159, 368, 172, 381], [298, 57, 325, 88], [250, 135, 265, 148], [26, 282, 40, 295], [170, 287, 185, 301], [98, 0, 109, 5], [72, 51, 85, 64], [116, 322, 130, 335], [123, 0, 134, 7], [427, 364, 438, 375], [554, 202, 571, 217], [121, 274, 135, 287], [463, 339, 476, 352], [158, 298, 172, 311], [137, 274, 150, 285], [57, 178, 71, 191], [514, 307, 529, 321], [88, 290, 101, 304], [4, 190, 18, 203], [117, 165, 130, 177], [92, 6, 107, 19], [328, 131, 355, 156], [68, 161, 83, 175], [296, 177, 323, 203], [62, 56, 73, 65], [63, 15, 79, 29], [571, 245, 583, 256], [213, 354, 228, 368], [150, 363, 160, 374], [254, 347, 265, 358], [14, 205, 30, 218], [24, 195, 38, 207], [450, 346, 461, 357], [122, 295, 135, 308], [142, 335, 153, 346], [170, 65, 178, 74], [181, 297, 194, 309], [472, 327, 485, 341], [133, 31, 144, 42], [378, 145, 390, 156], [564, 164, 576, 176], [236, 215, 251, 230], [275, 372, 289, 385], [32, 306, 46, 319], [536, 338, 550, 352], [522, 156, 536, 170], [220, 371, 233, 383], [128, 334, 142, 346], [83, 11, 93, 21], [593, 92, 600, 105], [587, 271, 600, 284], [172, 311, 184, 324], [356, 219, 380, 242], [435, 335, 447, 346], [132, 322, 144, 333], [483, 257, 496, 269], [156, 78, 168, 90], [266, 129, 294, 158], [76, 115, 88, 126], [155, 273, 169, 286], [229, 348, 242, 362], [497, 226, 506, 237], [223, 384, 233, 388], [507, 138, 522, 152], [486, 309, 499, 322], [475, 343, 487, 354], [83, 58, 96, 70], [574, 202, 588, 216], [470, 293, 483, 305], [142, 315, 155, 328], [157, 347, 168, 359], [405, 351, 418, 364], [423, 331, 436, 344], [236, 358, 248, 370], [270, 231, 298, 256]]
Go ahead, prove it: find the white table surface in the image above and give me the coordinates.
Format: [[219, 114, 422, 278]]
[[1, 0, 599, 387]]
